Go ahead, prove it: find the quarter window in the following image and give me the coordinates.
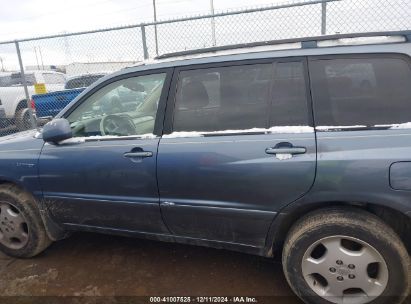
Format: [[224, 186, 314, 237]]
[[310, 57, 411, 127]]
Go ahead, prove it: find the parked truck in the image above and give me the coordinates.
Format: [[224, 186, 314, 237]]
[[31, 73, 106, 122], [0, 71, 66, 130]]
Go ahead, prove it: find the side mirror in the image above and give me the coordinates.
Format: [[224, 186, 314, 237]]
[[42, 118, 72, 144]]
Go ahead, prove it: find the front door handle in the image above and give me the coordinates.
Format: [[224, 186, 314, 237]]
[[265, 147, 306, 155], [123, 151, 153, 158]]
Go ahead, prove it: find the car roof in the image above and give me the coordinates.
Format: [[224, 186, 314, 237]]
[[112, 31, 411, 77], [68, 30, 411, 110], [57, 31, 411, 119]]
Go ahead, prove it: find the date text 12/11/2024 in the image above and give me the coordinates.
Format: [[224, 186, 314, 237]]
[[150, 297, 258, 303]]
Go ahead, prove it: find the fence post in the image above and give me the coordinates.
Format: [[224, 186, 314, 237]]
[[14, 40, 37, 129], [321, 2, 327, 35], [141, 25, 149, 60], [153, 0, 159, 56], [210, 0, 217, 46]]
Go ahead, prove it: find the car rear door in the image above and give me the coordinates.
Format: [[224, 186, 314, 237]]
[[157, 58, 316, 247]]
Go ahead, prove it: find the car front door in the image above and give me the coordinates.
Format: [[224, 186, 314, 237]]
[[39, 69, 172, 234], [158, 59, 316, 247]]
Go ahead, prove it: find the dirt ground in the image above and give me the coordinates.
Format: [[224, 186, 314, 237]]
[[0, 232, 302, 304]]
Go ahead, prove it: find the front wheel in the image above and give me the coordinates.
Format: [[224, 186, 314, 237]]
[[282, 207, 409, 304], [0, 184, 52, 258]]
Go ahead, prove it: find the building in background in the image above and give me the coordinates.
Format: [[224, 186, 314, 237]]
[[65, 61, 140, 76]]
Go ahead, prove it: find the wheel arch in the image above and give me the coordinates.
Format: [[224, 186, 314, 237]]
[[0, 177, 28, 191], [265, 199, 411, 258], [13, 99, 29, 116], [0, 179, 68, 241]]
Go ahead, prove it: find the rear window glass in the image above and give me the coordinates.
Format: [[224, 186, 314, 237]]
[[310, 57, 411, 127], [271, 61, 309, 126], [172, 62, 309, 133]]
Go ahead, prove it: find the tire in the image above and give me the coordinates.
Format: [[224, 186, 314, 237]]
[[0, 184, 52, 258], [15, 108, 34, 131], [282, 207, 409, 304], [0, 118, 11, 129]]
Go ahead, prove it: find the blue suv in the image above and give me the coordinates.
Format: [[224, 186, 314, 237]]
[[0, 32, 410, 304]]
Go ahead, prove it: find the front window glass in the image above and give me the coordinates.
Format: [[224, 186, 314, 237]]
[[66, 73, 166, 137]]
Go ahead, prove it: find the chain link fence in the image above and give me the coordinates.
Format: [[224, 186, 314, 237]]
[[0, 0, 410, 136]]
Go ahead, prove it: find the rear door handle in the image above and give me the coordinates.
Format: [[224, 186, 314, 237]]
[[124, 151, 153, 158], [265, 147, 306, 155]]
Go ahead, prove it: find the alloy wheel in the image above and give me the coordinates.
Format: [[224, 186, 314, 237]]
[[301, 235, 388, 304], [0, 202, 29, 250]]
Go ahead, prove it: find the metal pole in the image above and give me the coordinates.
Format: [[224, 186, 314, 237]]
[[38, 46, 45, 70], [34, 46, 40, 69], [141, 25, 149, 60], [14, 41, 37, 129], [210, 0, 216, 46], [321, 2, 327, 35], [0, 57, 4, 72], [153, 0, 159, 56]]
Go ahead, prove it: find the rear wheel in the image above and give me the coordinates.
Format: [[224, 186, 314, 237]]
[[0, 184, 51, 258], [282, 207, 409, 304]]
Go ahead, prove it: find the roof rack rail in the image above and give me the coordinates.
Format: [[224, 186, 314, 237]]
[[156, 30, 411, 60]]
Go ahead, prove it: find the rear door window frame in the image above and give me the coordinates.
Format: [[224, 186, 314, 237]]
[[163, 57, 314, 135]]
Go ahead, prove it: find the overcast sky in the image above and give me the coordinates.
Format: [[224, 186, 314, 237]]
[[0, 0, 409, 72], [0, 0, 286, 41]]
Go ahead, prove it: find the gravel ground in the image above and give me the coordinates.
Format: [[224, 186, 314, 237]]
[[0, 232, 302, 304]]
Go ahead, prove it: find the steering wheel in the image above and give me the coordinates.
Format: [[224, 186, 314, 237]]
[[100, 114, 136, 136]]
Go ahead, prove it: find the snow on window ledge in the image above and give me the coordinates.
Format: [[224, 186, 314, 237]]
[[316, 123, 411, 131], [375, 122, 411, 130], [315, 125, 366, 131], [162, 126, 314, 139], [55, 133, 158, 145]]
